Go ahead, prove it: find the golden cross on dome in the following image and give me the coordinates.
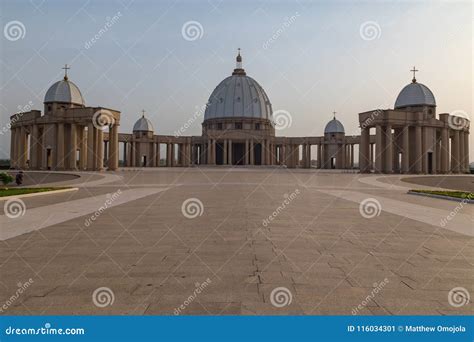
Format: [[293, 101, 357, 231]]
[[411, 66, 418, 83], [62, 64, 70, 80]]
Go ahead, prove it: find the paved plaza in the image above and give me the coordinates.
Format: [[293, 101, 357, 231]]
[[0, 168, 472, 315]]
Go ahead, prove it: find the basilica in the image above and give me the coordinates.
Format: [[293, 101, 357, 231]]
[[9, 51, 470, 174]]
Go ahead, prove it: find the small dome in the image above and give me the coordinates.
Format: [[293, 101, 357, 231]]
[[133, 115, 154, 132], [44, 78, 85, 106], [324, 117, 345, 134], [204, 51, 273, 121], [395, 81, 436, 109]]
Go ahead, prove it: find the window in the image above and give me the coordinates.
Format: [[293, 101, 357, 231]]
[[255, 123, 260, 130], [235, 122, 242, 130]]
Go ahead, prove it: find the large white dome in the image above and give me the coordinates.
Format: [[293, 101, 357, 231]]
[[204, 52, 272, 121], [395, 81, 436, 109], [44, 77, 85, 106]]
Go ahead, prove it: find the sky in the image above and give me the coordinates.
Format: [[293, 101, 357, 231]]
[[0, 0, 472, 160]]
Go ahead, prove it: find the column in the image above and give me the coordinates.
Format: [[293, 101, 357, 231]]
[[156, 143, 161, 167], [358, 128, 369, 172], [30, 124, 40, 169], [463, 131, 469, 173], [87, 124, 95, 170], [402, 125, 410, 173], [385, 125, 393, 173], [69, 123, 77, 169], [459, 132, 465, 173], [261, 140, 266, 166], [228, 140, 233, 165], [79, 127, 86, 170], [250, 140, 254, 165], [56, 123, 65, 170], [452, 130, 460, 173], [223, 140, 227, 165], [244, 140, 249, 165], [41, 126, 49, 169], [375, 125, 383, 173], [108, 124, 118, 170], [96, 128, 104, 170], [415, 126, 422, 174], [131, 141, 136, 167]]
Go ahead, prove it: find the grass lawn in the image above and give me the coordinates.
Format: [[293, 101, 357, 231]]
[[0, 187, 71, 197], [409, 189, 473, 200]]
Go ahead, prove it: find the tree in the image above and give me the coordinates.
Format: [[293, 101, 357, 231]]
[[0, 172, 13, 186]]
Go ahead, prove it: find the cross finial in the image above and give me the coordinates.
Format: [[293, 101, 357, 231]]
[[62, 64, 70, 80], [410, 66, 418, 83], [141, 109, 146, 117], [333, 110, 336, 119]]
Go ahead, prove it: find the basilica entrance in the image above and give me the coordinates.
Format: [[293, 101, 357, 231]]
[[232, 143, 245, 165]]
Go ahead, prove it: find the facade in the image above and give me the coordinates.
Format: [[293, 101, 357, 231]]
[[9, 55, 470, 174]]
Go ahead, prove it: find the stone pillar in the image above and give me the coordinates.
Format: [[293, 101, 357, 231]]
[[108, 124, 118, 170], [171, 143, 175, 166], [463, 131, 469, 173], [156, 143, 161, 166], [452, 130, 460, 173], [375, 125, 383, 173], [228, 140, 232, 165], [459, 132, 465, 173], [415, 126, 422, 174], [402, 125, 410, 173], [223, 140, 227, 165], [79, 127, 86, 170], [244, 140, 249, 165], [96, 128, 104, 170], [30, 124, 40, 169], [250, 139, 254, 165], [69, 123, 77, 170], [87, 124, 95, 170], [358, 128, 369, 172], [10, 128, 17, 168], [56, 123, 65, 170], [41, 126, 49, 170], [385, 125, 393, 173]]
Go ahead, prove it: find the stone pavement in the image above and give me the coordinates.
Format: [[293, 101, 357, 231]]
[[0, 168, 472, 315]]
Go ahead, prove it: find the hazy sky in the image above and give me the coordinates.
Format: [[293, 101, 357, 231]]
[[0, 0, 472, 160]]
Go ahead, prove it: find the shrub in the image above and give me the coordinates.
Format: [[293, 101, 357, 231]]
[[0, 172, 13, 186]]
